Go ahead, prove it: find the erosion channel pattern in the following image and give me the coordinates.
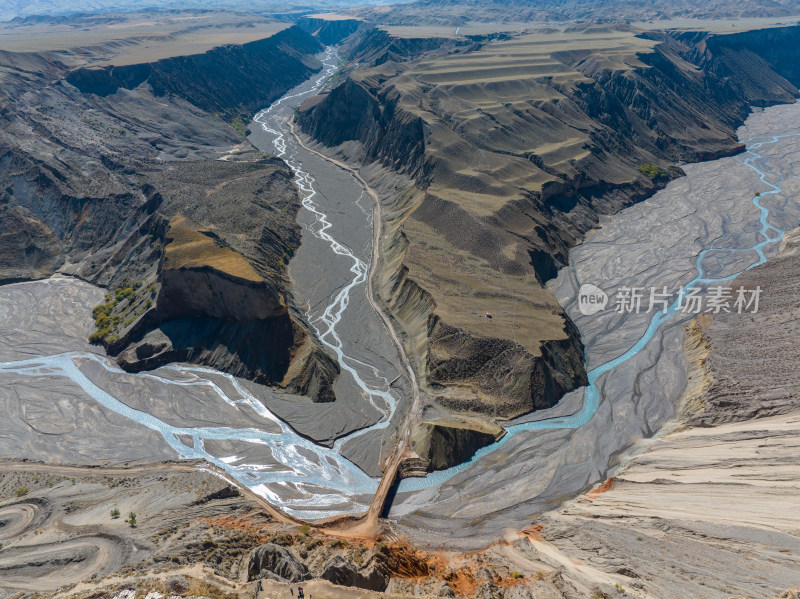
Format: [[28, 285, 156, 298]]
[[2, 49, 800, 539]]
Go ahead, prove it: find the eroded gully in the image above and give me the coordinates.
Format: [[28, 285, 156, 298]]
[[2, 50, 800, 530]]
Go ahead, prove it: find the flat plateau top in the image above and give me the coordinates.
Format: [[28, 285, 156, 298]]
[[0, 12, 289, 66], [633, 15, 800, 32], [303, 13, 362, 21], [376, 15, 800, 40]]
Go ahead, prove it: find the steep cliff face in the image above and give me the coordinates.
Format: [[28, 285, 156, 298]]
[[692, 26, 800, 90], [366, 180, 589, 421], [0, 29, 339, 401], [112, 215, 336, 397], [346, 26, 475, 66], [301, 26, 800, 266], [0, 144, 164, 287], [297, 16, 361, 45], [410, 419, 506, 472], [65, 26, 324, 119], [299, 79, 427, 176], [0, 205, 62, 283], [427, 316, 586, 418], [297, 25, 800, 420]]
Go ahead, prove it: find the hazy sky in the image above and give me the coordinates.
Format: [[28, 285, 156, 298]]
[[0, 0, 394, 23]]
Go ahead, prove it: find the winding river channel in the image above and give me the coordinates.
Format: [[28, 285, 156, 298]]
[[1, 49, 800, 534]]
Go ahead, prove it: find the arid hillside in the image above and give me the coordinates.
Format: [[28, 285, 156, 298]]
[[523, 227, 800, 599], [297, 22, 800, 445], [0, 14, 340, 400], [2, 5, 800, 599]]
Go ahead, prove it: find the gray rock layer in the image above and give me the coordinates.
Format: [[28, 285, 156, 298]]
[[247, 543, 310, 583], [319, 555, 389, 592], [66, 26, 324, 120]]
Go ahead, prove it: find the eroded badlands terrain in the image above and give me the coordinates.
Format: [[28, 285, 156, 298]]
[[2, 5, 800, 599]]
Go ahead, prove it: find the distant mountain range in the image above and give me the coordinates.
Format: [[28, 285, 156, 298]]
[[8, 0, 800, 27], [362, 0, 800, 25], [0, 0, 392, 23]]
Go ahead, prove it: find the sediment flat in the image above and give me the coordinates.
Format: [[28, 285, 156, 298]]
[[390, 101, 800, 546]]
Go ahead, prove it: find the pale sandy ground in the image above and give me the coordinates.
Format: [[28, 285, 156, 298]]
[[0, 461, 263, 595], [511, 225, 800, 599], [3, 36, 800, 599], [387, 101, 800, 546], [529, 411, 800, 598], [3, 174, 800, 599], [0, 12, 288, 65], [264, 104, 800, 597]]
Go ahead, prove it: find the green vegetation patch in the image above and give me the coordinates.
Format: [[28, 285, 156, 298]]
[[230, 115, 247, 136], [637, 163, 668, 179], [90, 279, 152, 343]]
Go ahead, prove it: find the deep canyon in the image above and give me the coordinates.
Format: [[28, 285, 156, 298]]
[[1, 7, 800, 598]]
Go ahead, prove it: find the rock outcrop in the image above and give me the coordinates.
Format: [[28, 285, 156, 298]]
[[108, 200, 338, 400], [346, 26, 475, 67], [247, 543, 310, 583], [410, 419, 506, 471], [426, 316, 586, 418], [319, 555, 390, 591], [0, 205, 62, 283], [114, 215, 292, 381], [299, 77, 428, 176], [297, 24, 800, 421], [474, 581, 505, 599]]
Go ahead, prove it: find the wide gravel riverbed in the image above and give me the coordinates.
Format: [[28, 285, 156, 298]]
[[1, 59, 799, 539]]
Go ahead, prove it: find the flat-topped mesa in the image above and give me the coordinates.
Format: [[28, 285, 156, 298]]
[[94, 157, 341, 400], [155, 215, 285, 323], [65, 25, 324, 120], [113, 215, 290, 376], [111, 213, 338, 401], [296, 24, 800, 424], [346, 26, 475, 66]]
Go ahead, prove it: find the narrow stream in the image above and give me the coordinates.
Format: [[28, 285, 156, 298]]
[[0, 48, 391, 519], [397, 121, 800, 494], [1, 50, 799, 526], [391, 103, 800, 541], [250, 48, 400, 451]]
